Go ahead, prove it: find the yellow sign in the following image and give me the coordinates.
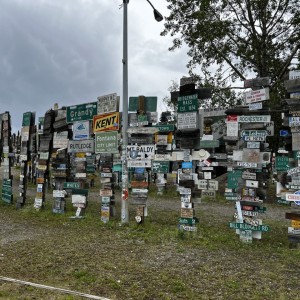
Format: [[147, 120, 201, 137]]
[[93, 112, 119, 132], [291, 220, 300, 228]]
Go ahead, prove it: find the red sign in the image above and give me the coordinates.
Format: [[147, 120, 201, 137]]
[[227, 115, 238, 122]]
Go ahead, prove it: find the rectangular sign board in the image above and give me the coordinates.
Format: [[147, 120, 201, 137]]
[[95, 131, 118, 153], [68, 139, 94, 153], [229, 222, 269, 232], [177, 94, 198, 112], [66, 102, 97, 123], [238, 115, 271, 123], [93, 112, 119, 132], [129, 96, 157, 112], [244, 87, 270, 104], [97, 93, 118, 114], [177, 112, 198, 130]]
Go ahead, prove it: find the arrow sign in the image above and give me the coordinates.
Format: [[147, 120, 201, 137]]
[[279, 130, 289, 137]]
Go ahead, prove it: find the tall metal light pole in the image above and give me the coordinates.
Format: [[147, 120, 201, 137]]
[[121, 0, 163, 224]]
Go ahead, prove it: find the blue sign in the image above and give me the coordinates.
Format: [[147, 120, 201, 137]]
[[182, 161, 193, 169], [280, 130, 289, 137]]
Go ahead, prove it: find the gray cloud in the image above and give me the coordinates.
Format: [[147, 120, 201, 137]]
[[0, 0, 188, 132]]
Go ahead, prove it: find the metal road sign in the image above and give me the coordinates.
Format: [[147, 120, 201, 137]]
[[177, 94, 199, 112], [280, 130, 289, 137], [66, 102, 97, 123]]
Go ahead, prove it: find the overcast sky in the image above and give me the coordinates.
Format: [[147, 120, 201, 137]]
[[0, 0, 189, 132]]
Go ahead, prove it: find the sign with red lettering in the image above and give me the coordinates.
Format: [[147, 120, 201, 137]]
[[93, 112, 120, 133]]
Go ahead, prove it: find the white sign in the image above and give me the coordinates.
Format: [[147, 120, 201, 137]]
[[246, 180, 259, 188], [285, 194, 300, 201], [249, 102, 263, 110], [53, 190, 66, 198], [127, 160, 152, 168], [177, 187, 192, 195], [244, 136, 265, 141], [127, 145, 155, 160], [237, 162, 258, 168], [72, 195, 87, 204], [289, 70, 300, 80], [73, 121, 90, 140], [127, 127, 158, 134], [246, 142, 260, 149], [53, 131, 69, 148], [177, 112, 198, 130], [68, 139, 94, 153], [226, 122, 238, 137], [97, 93, 118, 114], [289, 117, 300, 127], [244, 88, 269, 104], [238, 115, 271, 123], [208, 180, 218, 190]]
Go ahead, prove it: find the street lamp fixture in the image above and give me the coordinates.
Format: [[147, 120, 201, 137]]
[[121, 0, 163, 224]]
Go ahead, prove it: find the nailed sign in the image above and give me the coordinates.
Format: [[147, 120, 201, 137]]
[[177, 94, 198, 112], [93, 112, 120, 132], [68, 139, 94, 153], [177, 112, 198, 130], [95, 131, 118, 153], [238, 115, 271, 123], [97, 93, 118, 114], [244, 88, 269, 104], [66, 102, 97, 123], [127, 145, 155, 160]]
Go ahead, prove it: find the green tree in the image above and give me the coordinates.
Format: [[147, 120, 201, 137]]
[[162, 0, 300, 93]]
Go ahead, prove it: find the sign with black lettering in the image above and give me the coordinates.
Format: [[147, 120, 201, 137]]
[[68, 139, 94, 153], [93, 112, 120, 132]]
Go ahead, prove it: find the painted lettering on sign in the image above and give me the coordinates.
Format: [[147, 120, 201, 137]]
[[93, 112, 120, 132]]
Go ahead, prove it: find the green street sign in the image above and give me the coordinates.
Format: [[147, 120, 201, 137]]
[[22, 112, 32, 126], [178, 217, 196, 225], [95, 131, 119, 154], [229, 222, 270, 232], [63, 182, 81, 189], [153, 124, 175, 132], [86, 165, 95, 173], [199, 140, 220, 148], [275, 156, 290, 171], [177, 94, 198, 112], [227, 170, 243, 189], [129, 97, 157, 112], [151, 161, 170, 173], [72, 188, 89, 196], [66, 102, 97, 123]]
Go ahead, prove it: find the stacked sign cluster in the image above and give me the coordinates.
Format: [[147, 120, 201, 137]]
[[225, 77, 272, 243], [127, 96, 158, 223], [34, 109, 55, 209], [51, 108, 71, 214], [279, 70, 300, 244], [1, 112, 13, 204], [175, 78, 205, 232], [94, 93, 120, 223], [67, 102, 97, 218], [17, 112, 36, 208]]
